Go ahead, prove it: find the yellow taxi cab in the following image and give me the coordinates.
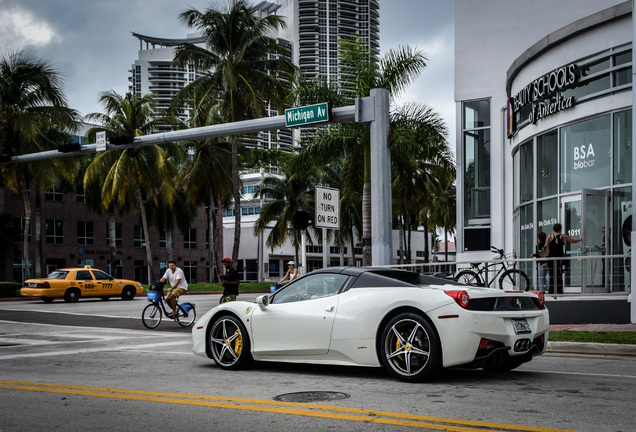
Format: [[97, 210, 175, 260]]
[[20, 266, 143, 303]]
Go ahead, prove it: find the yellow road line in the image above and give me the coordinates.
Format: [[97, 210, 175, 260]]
[[0, 380, 588, 432]]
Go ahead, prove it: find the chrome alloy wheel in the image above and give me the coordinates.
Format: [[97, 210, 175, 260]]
[[380, 313, 441, 382], [209, 315, 253, 370]]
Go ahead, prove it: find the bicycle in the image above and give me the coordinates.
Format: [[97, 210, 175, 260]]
[[142, 282, 196, 329], [454, 246, 531, 290]]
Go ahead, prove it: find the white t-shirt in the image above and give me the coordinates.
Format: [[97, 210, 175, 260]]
[[162, 267, 188, 290]]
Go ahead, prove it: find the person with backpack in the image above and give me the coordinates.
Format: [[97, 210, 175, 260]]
[[545, 223, 582, 294], [531, 232, 549, 293]]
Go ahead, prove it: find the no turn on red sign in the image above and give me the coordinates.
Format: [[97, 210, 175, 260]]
[[315, 186, 340, 229]]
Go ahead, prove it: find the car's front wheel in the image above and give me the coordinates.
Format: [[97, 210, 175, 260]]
[[379, 312, 441, 382], [121, 286, 136, 300], [208, 315, 253, 370], [63, 288, 81, 303]]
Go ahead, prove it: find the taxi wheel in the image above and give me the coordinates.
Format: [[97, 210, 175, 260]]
[[121, 286, 136, 300], [63, 288, 81, 303]]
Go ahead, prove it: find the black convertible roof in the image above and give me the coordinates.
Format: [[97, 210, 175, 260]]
[[311, 267, 460, 288]]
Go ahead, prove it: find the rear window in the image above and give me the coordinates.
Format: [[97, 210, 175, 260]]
[[47, 271, 69, 279]]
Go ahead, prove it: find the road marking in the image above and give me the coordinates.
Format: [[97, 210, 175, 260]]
[[0, 340, 191, 360], [0, 380, 589, 432]]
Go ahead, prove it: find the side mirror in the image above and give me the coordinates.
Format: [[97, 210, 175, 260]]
[[256, 294, 270, 310]]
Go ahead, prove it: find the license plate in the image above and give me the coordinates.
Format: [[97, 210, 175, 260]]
[[512, 318, 531, 334]]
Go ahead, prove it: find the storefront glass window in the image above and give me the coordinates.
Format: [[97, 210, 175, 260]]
[[464, 129, 491, 226], [520, 141, 533, 203], [560, 115, 611, 193], [537, 198, 558, 235], [613, 110, 632, 185], [519, 204, 534, 281], [536, 131, 558, 198], [464, 100, 490, 129], [613, 187, 632, 292]]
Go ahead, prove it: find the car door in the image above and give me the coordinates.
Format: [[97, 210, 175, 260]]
[[75, 270, 95, 295], [91, 270, 114, 295], [250, 273, 348, 356]]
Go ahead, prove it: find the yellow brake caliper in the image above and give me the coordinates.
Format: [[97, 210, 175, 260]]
[[233, 329, 242, 355]]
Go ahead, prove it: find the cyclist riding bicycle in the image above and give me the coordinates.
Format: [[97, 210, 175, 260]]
[[160, 260, 188, 318]]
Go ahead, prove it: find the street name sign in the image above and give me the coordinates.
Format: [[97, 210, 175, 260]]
[[315, 186, 340, 229], [285, 102, 330, 128]]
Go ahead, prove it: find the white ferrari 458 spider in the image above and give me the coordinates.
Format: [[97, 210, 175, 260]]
[[192, 267, 549, 382]]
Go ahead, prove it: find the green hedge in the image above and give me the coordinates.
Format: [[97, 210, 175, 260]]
[[0, 282, 21, 298]]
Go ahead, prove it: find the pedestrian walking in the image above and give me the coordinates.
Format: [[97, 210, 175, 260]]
[[219, 257, 240, 304], [545, 223, 582, 294]]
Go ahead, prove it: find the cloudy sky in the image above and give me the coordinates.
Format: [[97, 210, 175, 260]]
[[0, 0, 455, 146]]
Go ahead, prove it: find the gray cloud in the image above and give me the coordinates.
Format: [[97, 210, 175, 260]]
[[1, 0, 455, 145]]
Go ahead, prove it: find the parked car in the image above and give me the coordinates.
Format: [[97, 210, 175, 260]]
[[21, 266, 143, 303], [192, 267, 549, 382]]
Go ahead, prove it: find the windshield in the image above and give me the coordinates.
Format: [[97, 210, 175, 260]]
[[47, 271, 69, 279], [271, 273, 349, 304]]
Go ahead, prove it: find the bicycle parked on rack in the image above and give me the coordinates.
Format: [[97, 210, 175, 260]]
[[454, 246, 531, 290], [142, 281, 196, 329]]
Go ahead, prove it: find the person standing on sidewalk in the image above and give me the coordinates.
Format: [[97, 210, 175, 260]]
[[531, 232, 549, 293], [546, 223, 582, 294], [219, 257, 240, 304]]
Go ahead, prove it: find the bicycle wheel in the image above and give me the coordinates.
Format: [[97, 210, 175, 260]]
[[454, 269, 483, 286], [176, 304, 196, 327], [142, 303, 162, 329], [499, 269, 531, 291]]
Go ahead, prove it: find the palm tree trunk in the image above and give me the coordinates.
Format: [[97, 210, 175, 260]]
[[216, 201, 224, 279], [34, 188, 42, 277], [135, 181, 154, 283], [398, 217, 404, 264], [16, 165, 32, 280], [108, 206, 117, 276], [166, 229, 173, 261], [208, 197, 216, 282], [231, 136, 241, 264]]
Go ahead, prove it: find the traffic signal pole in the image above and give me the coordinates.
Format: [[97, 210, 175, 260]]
[[2, 89, 393, 266]]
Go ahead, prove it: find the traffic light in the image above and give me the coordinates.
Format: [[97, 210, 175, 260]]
[[293, 210, 312, 229], [58, 143, 82, 153], [110, 135, 134, 145]]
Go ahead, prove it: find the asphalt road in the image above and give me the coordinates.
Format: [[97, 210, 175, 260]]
[[1, 295, 635, 432]]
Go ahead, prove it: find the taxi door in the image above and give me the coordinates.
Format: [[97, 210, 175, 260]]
[[75, 270, 96, 295]]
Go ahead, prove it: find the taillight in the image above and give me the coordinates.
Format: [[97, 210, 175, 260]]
[[531, 291, 545, 306], [42, 281, 50, 288], [445, 290, 469, 308]]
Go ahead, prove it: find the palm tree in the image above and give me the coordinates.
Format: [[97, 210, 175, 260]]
[[428, 176, 457, 263], [293, 37, 427, 265], [170, 88, 234, 282], [390, 103, 454, 264], [253, 163, 318, 262], [173, 0, 296, 264], [0, 50, 80, 279], [84, 91, 182, 282]]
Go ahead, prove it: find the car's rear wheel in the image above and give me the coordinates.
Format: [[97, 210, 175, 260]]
[[208, 315, 253, 370], [121, 286, 136, 300], [379, 312, 441, 382], [39, 297, 54, 303], [63, 288, 81, 303], [142, 303, 162, 329]]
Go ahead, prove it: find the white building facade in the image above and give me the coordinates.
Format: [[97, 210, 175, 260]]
[[455, 0, 633, 297]]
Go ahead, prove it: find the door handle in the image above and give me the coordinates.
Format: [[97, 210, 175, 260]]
[[325, 306, 334, 312]]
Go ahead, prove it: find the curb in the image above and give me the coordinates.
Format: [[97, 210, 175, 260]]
[[547, 341, 636, 356]]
